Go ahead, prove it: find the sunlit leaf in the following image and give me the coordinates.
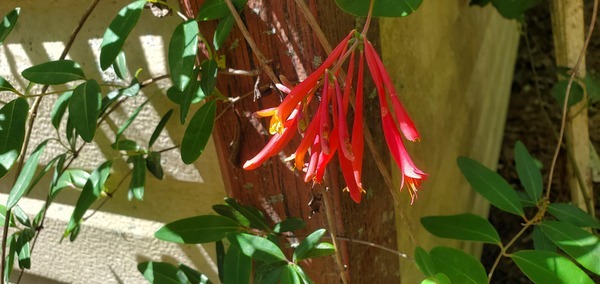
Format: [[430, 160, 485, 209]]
[[224, 245, 251, 284], [300, 242, 335, 260], [532, 226, 556, 252], [22, 60, 86, 85], [128, 155, 145, 201], [273, 218, 306, 233], [421, 213, 501, 244], [69, 80, 101, 142], [228, 233, 287, 263], [335, 0, 422, 17], [178, 264, 212, 284], [429, 246, 487, 284], [3, 234, 16, 283], [0, 98, 28, 179], [112, 51, 129, 80], [511, 250, 593, 284], [169, 20, 199, 91], [111, 139, 140, 151], [212, 204, 250, 227], [181, 101, 216, 164], [180, 68, 201, 124], [7, 140, 48, 209], [422, 273, 451, 284], [547, 203, 600, 229], [100, 0, 147, 70], [539, 221, 600, 275], [214, 15, 234, 50], [15, 229, 33, 269], [293, 229, 326, 262], [224, 198, 269, 230], [137, 261, 188, 284], [280, 264, 301, 284], [457, 157, 524, 216], [155, 215, 241, 244], [12, 206, 30, 228], [51, 169, 89, 199], [0, 7, 20, 45], [149, 109, 173, 147], [51, 91, 72, 130], [196, 0, 248, 21]]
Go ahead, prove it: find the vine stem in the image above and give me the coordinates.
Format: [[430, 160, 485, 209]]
[[323, 236, 414, 261], [4, 1, 102, 283], [321, 188, 349, 284], [487, 218, 535, 281], [223, 0, 280, 85], [545, 0, 598, 201], [293, 0, 418, 245]]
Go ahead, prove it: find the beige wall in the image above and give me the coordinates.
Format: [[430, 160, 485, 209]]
[[0, 1, 226, 283]]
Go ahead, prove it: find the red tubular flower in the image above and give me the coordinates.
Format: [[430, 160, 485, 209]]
[[364, 39, 427, 204], [351, 51, 365, 190]]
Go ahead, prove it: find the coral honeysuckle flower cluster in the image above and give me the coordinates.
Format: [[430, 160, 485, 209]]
[[243, 30, 427, 204]]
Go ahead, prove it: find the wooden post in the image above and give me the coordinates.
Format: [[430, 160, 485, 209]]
[[550, 0, 594, 214]]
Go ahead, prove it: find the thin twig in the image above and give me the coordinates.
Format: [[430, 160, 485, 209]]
[[223, 0, 280, 85], [6, 1, 102, 283], [321, 188, 349, 284], [324, 236, 413, 261], [83, 169, 133, 221]]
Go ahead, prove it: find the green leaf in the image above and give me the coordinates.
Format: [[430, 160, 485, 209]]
[[293, 228, 326, 262], [224, 198, 270, 230], [292, 265, 313, 284], [7, 140, 48, 209], [228, 233, 287, 263], [273, 218, 306, 233], [457, 157, 524, 216], [12, 206, 30, 228], [137, 261, 189, 284], [65, 161, 112, 236], [180, 68, 201, 124], [111, 139, 140, 151], [415, 246, 436, 277], [539, 221, 600, 275], [514, 141, 543, 203], [0, 76, 18, 94], [21, 60, 86, 85], [178, 264, 212, 284], [149, 109, 173, 147], [511, 250, 594, 284], [146, 151, 163, 180], [0, 98, 29, 179], [301, 242, 335, 259], [335, 0, 422, 17], [280, 264, 301, 284], [216, 240, 225, 283], [491, 0, 538, 21], [0, 7, 19, 45], [224, 245, 251, 284], [214, 15, 234, 50], [585, 73, 600, 103], [51, 91, 72, 130], [51, 169, 90, 199], [4, 234, 16, 283], [181, 101, 217, 164], [15, 229, 34, 269], [169, 20, 199, 91], [469, 0, 491, 7], [421, 213, 501, 244], [112, 51, 129, 80], [551, 79, 584, 107], [155, 215, 241, 244], [116, 98, 150, 142], [69, 80, 101, 142], [532, 226, 557, 252], [128, 155, 145, 201], [200, 59, 218, 97], [547, 203, 600, 229], [429, 246, 487, 284], [516, 190, 537, 208], [100, 0, 147, 70], [212, 204, 250, 226], [0, 205, 6, 227], [197, 0, 248, 21], [120, 77, 141, 97], [422, 273, 451, 284]]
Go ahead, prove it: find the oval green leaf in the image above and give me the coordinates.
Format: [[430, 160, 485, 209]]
[[0, 76, 18, 94], [214, 15, 234, 50], [200, 59, 218, 97], [146, 151, 163, 180], [100, 0, 146, 70], [421, 213, 501, 244], [457, 157, 524, 216], [149, 109, 173, 147], [224, 198, 270, 230], [228, 233, 287, 263], [180, 68, 201, 124], [301, 242, 335, 260], [155, 215, 241, 244], [539, 221, 600, 275], [69, 80, 101, 142], [490, 0, 538, 21], [0, 98, 29, 180], [51, 91, 72, 130], [335, 0, 422, 17], [112, 51, 129, 80], [514, 141, 543, 203], [137, 261, 189, 284], [169, 20, 199, 91], [212, 204, 250, 227], [547, 203, 600, 229], [21, 60, 86, 85], [429, 246, 487, 284], [422, 273, 451, 284], [178, 264, 212, 284], [15, 229, 34, 269], [551, 79, 584, 107], [293, 228, 326, 262], [415, 246, 436, 277], [7, 140, 48, 209], [273, 218, 306, 233], [51, 169, 90, 199], [224, 245, 251, 284], [181, 100, 217, 164], [511, 250, 594, 284], [197, 0, 248, 21], [0, 7, 20, 45], [116, 98, 150, 142], [532, 226, 557, 253], [280, 264, 301, 284], [129, 155, 145, 201]]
